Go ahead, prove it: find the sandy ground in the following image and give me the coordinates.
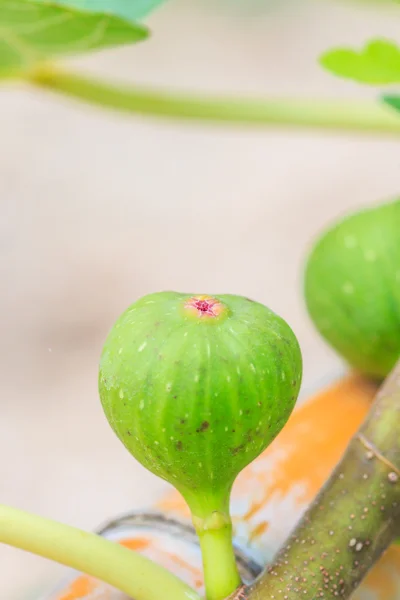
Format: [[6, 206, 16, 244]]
[[0, 0, 399, 598]]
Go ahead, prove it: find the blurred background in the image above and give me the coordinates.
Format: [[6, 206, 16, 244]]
[[1, 0, 400, 597]]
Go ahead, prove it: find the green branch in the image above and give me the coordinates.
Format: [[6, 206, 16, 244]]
[[229, 359, 400, 600], [26, 66, 400, 136], [0, 504, 200, 600]]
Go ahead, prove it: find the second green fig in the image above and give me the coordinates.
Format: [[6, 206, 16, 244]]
[[305, 199, 400, 379]]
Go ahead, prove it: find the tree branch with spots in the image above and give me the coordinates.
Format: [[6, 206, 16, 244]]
[[228, 359, 400, 600]]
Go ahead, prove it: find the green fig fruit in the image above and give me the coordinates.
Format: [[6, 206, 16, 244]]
[[304, 199, 400, 380], [99, 291, 302, 600], [99, 291, 302, 513]]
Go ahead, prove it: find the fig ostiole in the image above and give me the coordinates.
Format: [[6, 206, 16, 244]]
[[99, 292, 302, 600], [304, 199, 400, 380]]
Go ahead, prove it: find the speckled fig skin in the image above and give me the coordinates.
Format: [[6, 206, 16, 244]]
[[99, 291, 302, 517], [304, 199, 400, 380]]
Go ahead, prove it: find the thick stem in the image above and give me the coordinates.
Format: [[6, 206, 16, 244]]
[[26, 66, 400, 136], [228, 360, 400, 600], [188, 488, 241, 600], [0, 504, 200, 600], [194, 511, 241, 600]]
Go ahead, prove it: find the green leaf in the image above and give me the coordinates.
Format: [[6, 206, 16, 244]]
[[32, 0, 168, 22], [383, 94, 400, 114], [320, 39, 400, 85], [0, 0, 148, 79]]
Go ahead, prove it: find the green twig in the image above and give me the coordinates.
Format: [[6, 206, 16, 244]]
[[26, 66, 400, 136], [198, 525, 241, 600], [0, 504, 200, 600], [228, 359, 400, 600], [192, 509, 241, 600]]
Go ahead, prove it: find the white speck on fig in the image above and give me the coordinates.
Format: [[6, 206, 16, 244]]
[[342, 282, 354, 295], [343, 235, 357, 248], [364, 250, 376, 262]]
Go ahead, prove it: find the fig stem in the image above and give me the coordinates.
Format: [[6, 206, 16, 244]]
[[0, 504, 200, 600], [27, 66, 400, 136], [227, 359, 400, 600], [195, 511, 241, 600]]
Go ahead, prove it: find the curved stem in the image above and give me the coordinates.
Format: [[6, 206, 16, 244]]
[[0, 504, 200, 600], [26, 66, 400, 136]]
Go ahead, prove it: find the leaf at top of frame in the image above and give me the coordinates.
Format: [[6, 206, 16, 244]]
[[0, 0, 149, 79]]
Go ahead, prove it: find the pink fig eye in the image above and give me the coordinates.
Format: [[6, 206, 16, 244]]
[[184, 295, 225, 318], [194, 299, 216, 315], [195, 300, 211, 312]]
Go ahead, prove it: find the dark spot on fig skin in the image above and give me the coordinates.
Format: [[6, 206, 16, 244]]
[[180, 419, 186, 424], [245, 430, 253, 442], [127, 430, 132, 436], [231, 443, 245, 455], [176, 441, 183, 451], [196, 421, 210, 433]]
